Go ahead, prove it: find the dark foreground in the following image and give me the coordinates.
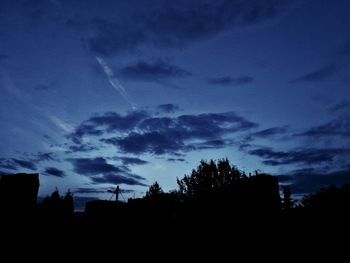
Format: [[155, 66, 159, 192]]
[[2, 208, 349, 258]]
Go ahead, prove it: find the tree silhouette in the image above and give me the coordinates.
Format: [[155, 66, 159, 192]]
[[41, 188, 75, 217], [301, 184, 350, 211], [177, 159, 244, 197], [146, 181, 163, 198], [282, 186, 295, 210], [63, 190, 74, 214]]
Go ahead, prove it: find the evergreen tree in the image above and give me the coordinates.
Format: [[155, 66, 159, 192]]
[[146, 181, 163, 198]]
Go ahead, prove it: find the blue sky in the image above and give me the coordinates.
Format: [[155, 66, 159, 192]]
[[1, 0, 350, 206]]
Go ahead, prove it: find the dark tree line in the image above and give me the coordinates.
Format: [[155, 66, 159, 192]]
[[40, 188, 74, 217], [144, 159, 350, 214], [39, 159, 350, 218], [177, 159, 247, 197]]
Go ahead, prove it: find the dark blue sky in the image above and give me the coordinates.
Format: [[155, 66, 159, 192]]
[[1, 0, 350, 204]]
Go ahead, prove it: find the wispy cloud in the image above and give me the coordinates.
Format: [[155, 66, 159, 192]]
[[49, 115, 74, 133], [44, 167, 66, 177], [290, 39, 350, 83], [1, 72, 74, 135], [296, 118, 350, 138], [118, 59, 190, 82], [290, 64, 338, 83], [95, 56, 136, 109], [329, 99, 350, 113], [248, 147, 350, 166], [0, 158, 37, 171]]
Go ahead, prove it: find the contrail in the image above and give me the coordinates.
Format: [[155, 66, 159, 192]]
[[95, 56, 136, 109], [1, 71, 73, 135], [49, 115, 74, 133], [49, 1, 136, 109]]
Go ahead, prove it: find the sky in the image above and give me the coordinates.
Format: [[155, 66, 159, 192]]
[[1, 0, 350, 208]]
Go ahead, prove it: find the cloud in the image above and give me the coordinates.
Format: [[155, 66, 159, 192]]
[[68, 157, 146, 186], [85, 1, 293, 56], [118, 59, 190, 81], [66, 144, 98, 153], [0, 158, 18, 170], [95, 56, 136, 109], [102, 132, 188, 155], [156, 104, 180, 113], [290, 39, 350, 84], [248, 126, 289, 139], [167, 158, 185, 162], [49, 115, 74, 133], [249, 147, 350, 166], [290, 64, 338, 83], [191, 139, 229, 150], [75, 110, 258, 155], [90, 173, 146, 186], [119, 189, 135, 194], [207, 76, 254, 86], [328, 100, 350, 113], [118, 157, 148, 165], [279, 169, 350, 194], [0, 155, 49, 171], [297, 118, 350, 138], [70, 110, 257, 155], [44, 167, 66, 177], [70, 111, 148, 144], [69, 157, 126, 175], [11, 158, 37, 170], [36, 152, 56, 161]]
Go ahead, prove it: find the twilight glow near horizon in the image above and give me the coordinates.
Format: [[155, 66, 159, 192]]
[[1, 0, 350, 207]]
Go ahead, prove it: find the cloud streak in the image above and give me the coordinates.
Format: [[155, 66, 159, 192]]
[[246, 126, 289, 140], [290, 64, 338, 83], [296, 118, 350, 138], [0, 158, 37, 171], [118, 59, 190, 81], [49, 115, 74, 133], [44, 167, 66, 177], [95, 56, 136, 109], [290, 39, 350, 83], [328, 100, 350, 114], [249, 147, 350, 166]]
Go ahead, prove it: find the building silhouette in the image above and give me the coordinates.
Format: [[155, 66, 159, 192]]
[[0, 173, 39, 211]]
